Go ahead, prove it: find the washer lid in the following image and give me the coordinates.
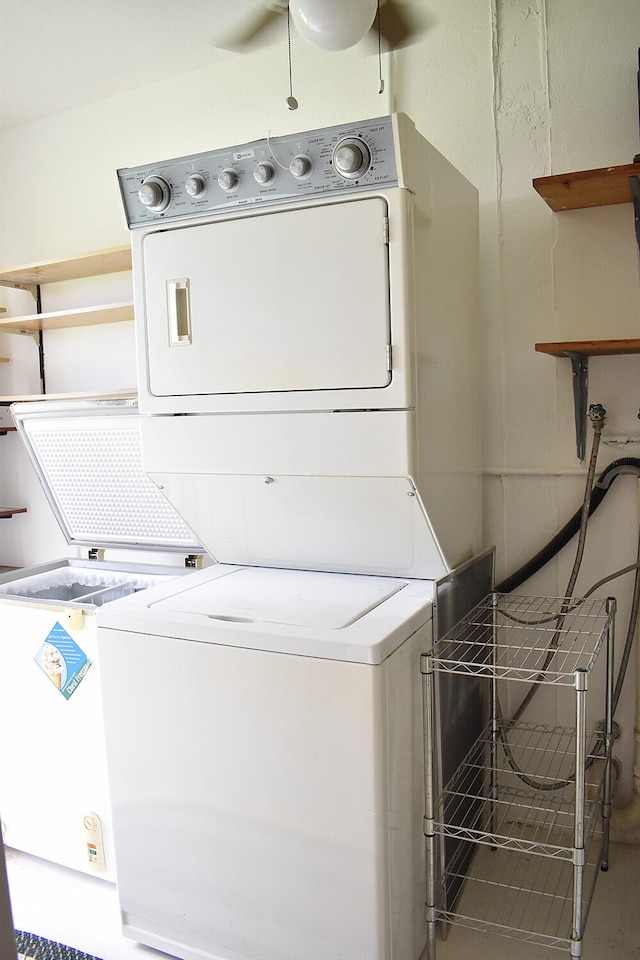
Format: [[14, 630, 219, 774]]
[[148, 566, 406, 629], [97, 563, 434, 664], [10, 398, 203, 554]]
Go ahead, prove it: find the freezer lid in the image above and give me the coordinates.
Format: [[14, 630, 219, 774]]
[[10, 398, 203, 554]]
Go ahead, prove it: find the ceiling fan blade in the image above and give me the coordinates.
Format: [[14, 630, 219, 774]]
[[370, 0, 429, 50], [210, 4, 287, 53]]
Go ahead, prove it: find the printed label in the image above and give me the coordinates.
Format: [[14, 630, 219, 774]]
[[34, 622, 92, 700]]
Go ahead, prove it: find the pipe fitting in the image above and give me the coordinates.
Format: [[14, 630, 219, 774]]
[[588, 403, 607, 427]]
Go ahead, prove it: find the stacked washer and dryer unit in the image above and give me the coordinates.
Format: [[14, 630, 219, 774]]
[[99, 114, 481, 960]]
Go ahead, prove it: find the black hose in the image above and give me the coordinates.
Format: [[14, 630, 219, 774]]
[[613, 531, 640, 715], [508, 416, 605, 725], [496, 457, 640, 594], [496, 453, 640, 791]]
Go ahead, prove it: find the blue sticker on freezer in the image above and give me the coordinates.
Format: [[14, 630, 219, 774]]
[[34, 622, 92, 700]]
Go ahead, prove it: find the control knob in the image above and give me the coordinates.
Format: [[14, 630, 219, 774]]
[[218, 169, 239, 191], [254, 162, 275, 185], [185, 174, 206, 198], [138, 176, 171, 212], [332, 138, 371, 180], [290, 155, 311, 179]]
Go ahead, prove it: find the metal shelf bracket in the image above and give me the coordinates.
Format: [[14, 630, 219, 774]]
[[566, 350, 589, 461], [630, 175, 640, 253]]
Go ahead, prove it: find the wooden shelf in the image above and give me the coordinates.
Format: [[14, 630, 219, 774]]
[[0, 245, 134, 335], [0, 247, 134, 534], [0, 300, 134, 334], [533, 164, 640, 459], [0, 245, 131, 291], [536, 339, 640, 460], [536, 338, 640, 358], [533, 162, 640, 211]]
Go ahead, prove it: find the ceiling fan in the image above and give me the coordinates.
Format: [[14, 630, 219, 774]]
[[212, 0, 423, 54]]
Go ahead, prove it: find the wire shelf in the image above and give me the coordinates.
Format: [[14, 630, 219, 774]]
[[438, 838, 604, 951], [436, 720, 608, 860], [424, 589, 615, 958], [432, 594, 614, 685]]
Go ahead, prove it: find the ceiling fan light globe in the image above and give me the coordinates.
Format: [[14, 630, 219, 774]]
[[290, 0, 378, 51]]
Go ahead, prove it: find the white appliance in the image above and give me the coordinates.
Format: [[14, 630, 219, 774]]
[[97, 564, 433, 960], [0, 399, 203, 880], [118, 112, 481, 579], [100, 114, 482, 959]]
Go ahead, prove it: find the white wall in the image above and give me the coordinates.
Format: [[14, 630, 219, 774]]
[[2, 0, 640, 795]]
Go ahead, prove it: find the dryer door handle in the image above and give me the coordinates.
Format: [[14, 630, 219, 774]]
[[167, 278, 192, 346]]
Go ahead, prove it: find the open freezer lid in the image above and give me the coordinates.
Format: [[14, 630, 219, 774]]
[[10, 398, 203, 554]]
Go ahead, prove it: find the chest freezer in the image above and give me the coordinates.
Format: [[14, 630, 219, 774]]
[[0, 398, 203, 880]]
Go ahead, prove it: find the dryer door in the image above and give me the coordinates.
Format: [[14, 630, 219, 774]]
[[141, 197, 391, 399]]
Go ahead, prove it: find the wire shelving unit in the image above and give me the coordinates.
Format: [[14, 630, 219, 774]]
[[422, 593, 616, 959]]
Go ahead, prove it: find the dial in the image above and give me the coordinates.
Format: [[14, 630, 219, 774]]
[[185, 174, 206, 198], [254, 162, 275, 185], [218, 169, 239, 191], [290, 155, 311, 179], [138, 176, 170, 211], [332, 138, 371, 180]]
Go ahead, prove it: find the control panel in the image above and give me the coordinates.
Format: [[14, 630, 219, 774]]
[[118, 116, 399, 226]]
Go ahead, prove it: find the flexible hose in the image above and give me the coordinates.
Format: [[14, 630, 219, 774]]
[[509, 408, 605, 726], [496, 409, 640, 790], [495, 451, 640, 717], [566, 413, 605, 597], [613, 530, 640, 715], [498, 537, 640, 792], [496, 456, 640, 594]]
